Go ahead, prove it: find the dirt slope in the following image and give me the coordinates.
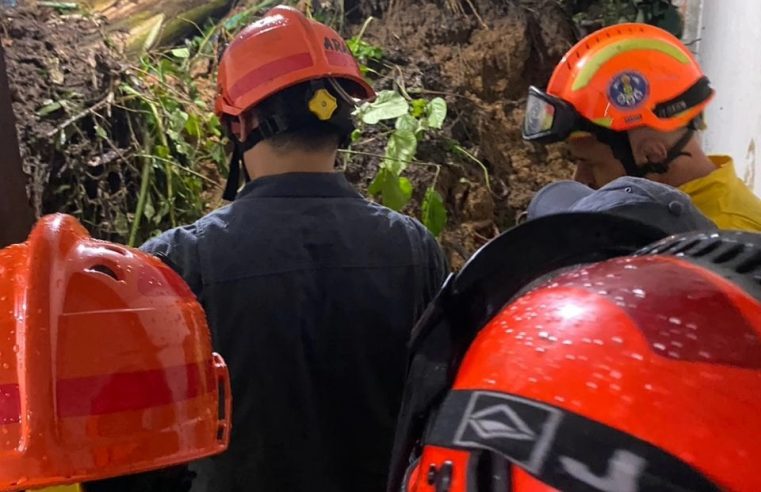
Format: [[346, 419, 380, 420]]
[[344, 0, 578, 268]]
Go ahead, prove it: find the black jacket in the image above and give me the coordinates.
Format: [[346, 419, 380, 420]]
[[140, 172, 447, 492]]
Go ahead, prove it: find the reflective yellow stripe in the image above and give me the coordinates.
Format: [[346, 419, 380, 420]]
[[31, 485, 83, 492], [572, 39, 691, 92], [591, 117, 614, 128]]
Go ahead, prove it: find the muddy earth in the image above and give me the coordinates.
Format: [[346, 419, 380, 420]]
[[343, 0, 577, 268], [1, 5, 134, 240], [2, 0, 579, 266]]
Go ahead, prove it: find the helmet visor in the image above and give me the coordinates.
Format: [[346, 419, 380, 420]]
[[522, 86, 580, 143]]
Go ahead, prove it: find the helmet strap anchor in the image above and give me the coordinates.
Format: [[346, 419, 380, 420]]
[[221, 79, 356, 201]]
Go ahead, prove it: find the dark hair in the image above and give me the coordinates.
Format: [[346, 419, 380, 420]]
[[251, 79, 355, 153], [82, 465, 195, 492]]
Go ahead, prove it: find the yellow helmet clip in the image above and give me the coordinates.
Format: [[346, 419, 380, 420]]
[[308, 88, 338, 121]]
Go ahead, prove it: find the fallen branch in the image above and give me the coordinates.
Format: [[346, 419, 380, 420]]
[[44, 92, 114, 138]]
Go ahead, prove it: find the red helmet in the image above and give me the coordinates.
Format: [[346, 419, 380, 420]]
[[0, 214, 231, 491], [391, 214, 761, 492], [214, 5, 376, 201], [215, 5, 374, 126]]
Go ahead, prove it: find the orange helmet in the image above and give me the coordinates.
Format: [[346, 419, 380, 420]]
[[214, 5, 375, 201], [0, 214, 231, 491], [391, 215, 761, 492], [215, 4, 374, 122], [522, 23, 714, 178]]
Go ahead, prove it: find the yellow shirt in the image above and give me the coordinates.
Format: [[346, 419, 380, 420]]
[[679, 155, 761, 232]]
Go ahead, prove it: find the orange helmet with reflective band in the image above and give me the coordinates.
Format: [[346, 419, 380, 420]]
[[547, 23, 713, 133], [0, 214, 231, 491], [398, 224, 761, 492], [215, 5, 374, 120]]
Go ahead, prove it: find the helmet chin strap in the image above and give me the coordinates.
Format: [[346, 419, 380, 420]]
[[595, 127, 694, 179]]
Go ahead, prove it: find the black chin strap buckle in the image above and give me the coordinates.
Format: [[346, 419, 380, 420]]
[[637, 128, 694, 177]]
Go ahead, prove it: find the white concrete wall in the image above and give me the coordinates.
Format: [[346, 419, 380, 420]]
[[690, 0, 761, 195]]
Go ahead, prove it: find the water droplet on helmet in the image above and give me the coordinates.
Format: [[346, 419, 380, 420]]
[[611, 336, 624, 344], [668, 317, 682, 325], [586, 381, 598, 390], [538, 331, 549, 339], [653, 343, 666, 351], [644, 383, 654, 391], [632, 288, 646, 298], [631, 353, 644, 361]]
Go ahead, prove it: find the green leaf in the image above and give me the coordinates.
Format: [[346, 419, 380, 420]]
[[158, 59, 180, 77], [426, 97, 447, 129], [172, 110, 189, 129], [395, 114, 419, 133], [38, 1, 78, 11], [93, 123, 108, 140], [207, 114, 222, 137], [37, 100, 63, 117], [382, 128, 417, 174], [184, 114, 202, 139], [113, 213, 129, 236], [224, 11, 253, 31], [369, 168, 412, 211], [346, 37, 383, 65], [156, 145, 170, 159], [156, 200, 170, 224], [421, 187, 447, 236], [170, 48, 190, 59], [144, 194, 155, 220], [357, 90, 409, 124], [410, 98, 428, 118]]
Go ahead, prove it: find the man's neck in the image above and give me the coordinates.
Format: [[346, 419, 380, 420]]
[[243, 143, 337, 180], [651, 141, 718, 187]]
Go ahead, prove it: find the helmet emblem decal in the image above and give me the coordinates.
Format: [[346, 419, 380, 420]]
[[608, 71, 649, 110], [453, 392, 563, 473]]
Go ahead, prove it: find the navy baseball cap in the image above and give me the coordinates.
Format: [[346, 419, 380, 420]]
[[527, 176, 717, 235]]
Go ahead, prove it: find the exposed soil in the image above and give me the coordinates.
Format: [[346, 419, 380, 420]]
[[2, 0, 579, 267], [1, 5, 132, 239], [343, 0, 578, 268]]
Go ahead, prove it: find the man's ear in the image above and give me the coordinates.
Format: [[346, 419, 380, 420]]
[[628, 128, 668, 165]]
